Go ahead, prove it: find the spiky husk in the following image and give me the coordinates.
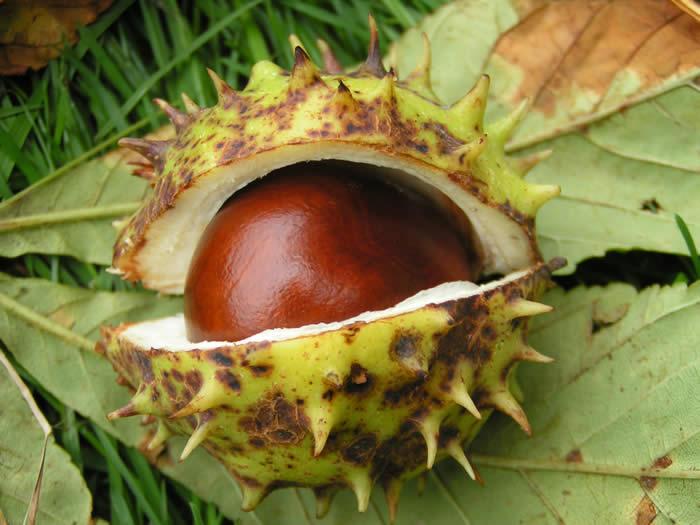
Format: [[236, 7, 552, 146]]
[[103, 17, 564, 519], [113, 18, 558, 293], [99, 259, 563, 516]]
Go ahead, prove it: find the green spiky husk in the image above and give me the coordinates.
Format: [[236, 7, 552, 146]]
[[102, 22, 564, 519], [99, 259, 562, 516], [112, 44, 558, 293]]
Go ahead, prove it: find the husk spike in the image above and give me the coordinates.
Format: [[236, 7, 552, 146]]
[[107, 386, 152, 420], [449, 379, 482, 419], [446, 440, 476, 480], [288, 34, 307, 55], [180, 92, 200, 114], [308, 404, 335, 456], [127, 161, 156, 183], [529, 183, 561, 211], [147, 419, 172, 451], [517, 345, 554, 363], [417, 415, 440, 468], [506, 298, 553, 319], [168, 379, 226, 419], [333, 80, 359, 111], [206, 68, 236, 103], [180, 415, 213, 460], [313, 485, 338, 519], [153, 98, 189, 133], [317, 38, 343, 74], [450, 75, 490, 131], [348, 471, 373, 512], [361, 14, 387, 77], [489, 98, 529, 148], [383, 478, 402, 524], [289, 47, 323, 91], [240, 482, 268, 511], [454, 134, 487, 164], [490, 390, 531, 435], [118, 138, 169, 169], [111, 219, 129, 233], [107, 402, 139, 421], [513, 149, 552, 177]]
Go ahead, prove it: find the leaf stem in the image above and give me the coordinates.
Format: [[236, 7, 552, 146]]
[[471, 454, 700, 480], [0, 203, 141, 232], [0, 292, 95, 352]]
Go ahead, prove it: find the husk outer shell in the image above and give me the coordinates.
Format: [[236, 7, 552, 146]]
[[113, 41, 559, 292], [99, 259, 563, 514]]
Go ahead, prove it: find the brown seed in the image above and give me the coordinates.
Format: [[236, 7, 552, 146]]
[[184, 163, 477, 342]]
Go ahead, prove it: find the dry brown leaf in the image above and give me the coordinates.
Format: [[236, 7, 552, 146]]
[[671, 0, 700, 22], [488, 0, 700, 147], [0, 0, 112, 76]]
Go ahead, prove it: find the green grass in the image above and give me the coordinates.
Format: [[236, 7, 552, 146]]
[[0, 0, 697, 523], [0, 1, 446, 522]]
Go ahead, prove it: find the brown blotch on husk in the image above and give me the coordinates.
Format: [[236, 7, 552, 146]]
[[344, 363, 373, 395], [342, 434, 379, 465], [215, 369, 241, 392], [240, 392, 309, 446]]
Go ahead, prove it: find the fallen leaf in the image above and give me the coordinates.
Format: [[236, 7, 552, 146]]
[[0, 0, 113, 76], [391, 0, 700, 271], [489, 1, 700, 147], [0, 126, 172, 265], [0, 348, 91, 523], [670, 0, 700, 24], [0, 273, 180, 443]]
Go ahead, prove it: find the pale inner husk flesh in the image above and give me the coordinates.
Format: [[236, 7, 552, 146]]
[[125, 268, 529, 351], [133, 143, 535, 293]]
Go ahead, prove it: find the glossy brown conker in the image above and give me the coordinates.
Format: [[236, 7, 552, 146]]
[[184, 163, 477, 342]]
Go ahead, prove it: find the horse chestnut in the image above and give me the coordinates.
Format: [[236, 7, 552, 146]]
[[184, 163, 477, 342]]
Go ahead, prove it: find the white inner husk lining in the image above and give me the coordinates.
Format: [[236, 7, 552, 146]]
[[124, 268, 528, 352], [133, 143, 534, 293]]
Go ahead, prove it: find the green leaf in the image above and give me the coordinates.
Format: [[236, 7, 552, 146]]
[[0, 124, 164, 264], [0, 273, 180, 441], [391, 0, 700, 272], [0, 351, 91, 524], [531, 128, 699, 271]]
